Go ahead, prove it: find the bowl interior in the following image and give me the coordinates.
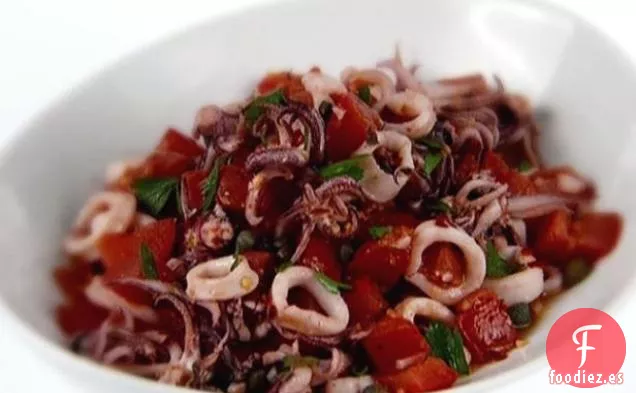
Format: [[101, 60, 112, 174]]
[[0, 0, 635, 389]]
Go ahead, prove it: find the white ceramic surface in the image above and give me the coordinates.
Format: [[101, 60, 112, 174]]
[[0, 0, 635, 391]]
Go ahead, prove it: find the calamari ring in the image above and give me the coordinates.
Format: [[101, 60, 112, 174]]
[[340, 67, 396, 108], [186, 255, 259, 301], [301, 70, 347, 109], [64, 191, 136, 260], [406, 220, 486, 305], [326, 376, 374, 393], [395, 297, 455, 325], [483, 267, 544, 306], [381, 90, 436, 139], [271, 266, 349, 336], [85, 277, 157, 322], [354, 130, 414, 203]]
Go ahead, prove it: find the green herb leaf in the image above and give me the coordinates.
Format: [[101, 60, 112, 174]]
[[418, 135, 444, 150], [276, 260, 294, 273], [369, 225, 392, 240], [140, 243, 159, 280], [202, 156, 227, 212], [133, 178, 179, 216], [232, 230, 255, 271], [319, 155, 368, 181], [507, 303, 532, 329], [282, 355, 320, 371], [564, 258, 592, 288], [423, 152, 443, 176], [244, 90, 286, 123], [518, 160, 533, 173], [425, 321, 470, 375], [315, 271, 351, 294], [357, 85, 372, 105], [485, 240, 513, 278]]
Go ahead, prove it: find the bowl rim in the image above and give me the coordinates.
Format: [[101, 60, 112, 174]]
[[1, 0, 636, 391]]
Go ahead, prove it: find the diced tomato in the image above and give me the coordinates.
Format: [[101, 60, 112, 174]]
[[144, 151, 195, 178], [529, 210, 621, 264], [571, 212, 622, 262], [54, 261, 95, 302], [217, 164, 250, 213], [349, 241, 410, 292], [343, 277, 388, 327], [376, 357, 459, 393], [288, 236, 343, 315], [419, 242, 465, 288], [111, 152, 193, 191], [377, 226, 415, 247], [56, 298, 109, 335], [256, 71, 313, 106], [243, 250, 275, 277], [482, 151, 536, 195], [155, 128, 204, 158], [326, 93, 378, 162], [256, 177, 300, 232], [298, 236, 342, 280], [529, 210, 575, 263], [97, 219, 177, 282], [481, 150, 509, 181], [454, 139, 483, 186], [363, 316, 431, 373], [243, 250, 276, 288], [359, 209, 419, 242], [456, 289, 517, 363], [110, 129, 200, 191], [531, 166, 596, 202], [182, 170, 207, 210]]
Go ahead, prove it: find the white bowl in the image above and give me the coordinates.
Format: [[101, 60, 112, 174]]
[[1, 0, 635, 391]]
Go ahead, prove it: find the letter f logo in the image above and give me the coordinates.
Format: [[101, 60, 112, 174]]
[[572, 324, 602, 368]]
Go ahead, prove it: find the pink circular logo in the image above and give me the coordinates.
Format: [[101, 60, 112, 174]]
[[546, 308, 626, 388]]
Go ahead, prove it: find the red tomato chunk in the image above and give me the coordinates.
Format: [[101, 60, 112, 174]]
[[482, 151, 536, 195], [216, 164, 250, 213], [182, 169, 207, 210], [298, 236, 342, 280], [343, 277, 388, 327], [155, 128, 204, 158], [376, 357, 458, 393], [362, 316, 430, 373], [97, 219, 177, 282], [256, 71, 313, 106], [456, 289, 517, 364], [419, 242, 465, 288], [530, 210, 622, 263], [326, 93, 379, 161], [349, 241, 410, 292]]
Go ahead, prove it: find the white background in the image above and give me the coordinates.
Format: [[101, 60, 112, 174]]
[[0, 0, 634, 391]]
